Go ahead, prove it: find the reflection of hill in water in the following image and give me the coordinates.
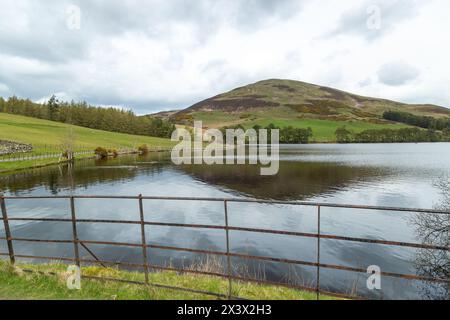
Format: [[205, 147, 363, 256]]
[[178, 161, 389, 200], [1, 153, 169, 195], [2, 151, 390, 201]]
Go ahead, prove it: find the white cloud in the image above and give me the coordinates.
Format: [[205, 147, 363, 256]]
[[0, 0, 449, 113]]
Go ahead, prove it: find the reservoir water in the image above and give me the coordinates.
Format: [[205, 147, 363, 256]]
[[1, 143, 449, 299]]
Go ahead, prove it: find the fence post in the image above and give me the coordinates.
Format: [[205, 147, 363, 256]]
[[70, 196, 81, 267], [139, 194, 149, 285], [1, 196, 15, 265], [224, 200, 232, 299], [316, 205, 321, 300]]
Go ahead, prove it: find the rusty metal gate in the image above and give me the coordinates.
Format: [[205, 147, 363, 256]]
[[1, 195, 449, 300]]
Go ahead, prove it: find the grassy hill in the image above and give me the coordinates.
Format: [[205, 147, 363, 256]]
[[0, 113, 173, 172], [168, 79, 450, 142], [0, 113, 172, 149]]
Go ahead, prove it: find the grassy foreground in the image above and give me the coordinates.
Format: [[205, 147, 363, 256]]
[[0, 260, 335, 300]]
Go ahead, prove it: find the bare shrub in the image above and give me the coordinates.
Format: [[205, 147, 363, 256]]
[[94, 147, 108, 159], [138, 144, 149, 154]]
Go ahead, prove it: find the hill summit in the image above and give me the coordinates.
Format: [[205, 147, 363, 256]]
[[177, 79, 449, 118], [155, 79, 450, 142]]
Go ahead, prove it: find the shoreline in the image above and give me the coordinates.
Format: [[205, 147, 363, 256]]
[[0, 148, 173, 175], [2, 141, 450, 175]]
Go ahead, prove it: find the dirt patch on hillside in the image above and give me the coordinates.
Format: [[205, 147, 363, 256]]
[[287, 99, 350, 115], [272, 84, 296, 93], [186, 97, 280, 112], [319, 86, 348, 101]]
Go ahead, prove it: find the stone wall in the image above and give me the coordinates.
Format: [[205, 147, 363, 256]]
[[0, 140, 33, 155]]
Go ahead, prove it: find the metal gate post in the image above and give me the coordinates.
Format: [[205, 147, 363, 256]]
[[70, 196, 81, 267], [1, 196, 15, 265], [316, 205, 321, 300], [138, 194, 150, 285], [224, 200, 232, 299]]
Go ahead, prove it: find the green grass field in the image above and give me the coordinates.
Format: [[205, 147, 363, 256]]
[[191, 110, 410, 142], [246, 118, 410, 142], [0, 260, 336, 300], [0, 113, 174, 172], [0, 113, 173, 149], [0, 113, 171, 148]]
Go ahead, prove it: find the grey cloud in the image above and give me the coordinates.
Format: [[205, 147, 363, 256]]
[[83, 96, 181, 115], [233, 0, 305, 30], [377, 61, 419, 86], [0, 69, 74, 101], [0, 0, 447, 113], [201, 59, 228, 73], [0, 1, 92, 63], [358, 78, 372, 87], [326, 0, 420, 41], [1, 0, 303, 64], [0, 0, 306, 112], [0, 83, 9, 94], [64, 0, 303, 42], [0, 56, 194, 113]]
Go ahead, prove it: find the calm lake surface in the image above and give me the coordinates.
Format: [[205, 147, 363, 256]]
[[1, 143, 449, 299]]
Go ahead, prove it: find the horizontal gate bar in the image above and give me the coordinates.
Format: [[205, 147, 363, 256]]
[[2, 221, 448, 251], [2, 195, 449, 215], [6, 240, 449, 284], [16, 255, 361, 300]]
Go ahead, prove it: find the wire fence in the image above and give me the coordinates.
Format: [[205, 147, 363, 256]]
[[1, 195, 449, 300], [0, 144, 93, 162], [0, 145, 172, 163], [0, 151, 95, 163]]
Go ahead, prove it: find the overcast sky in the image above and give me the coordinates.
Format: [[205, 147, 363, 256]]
[[0, 0, 449, 114]]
